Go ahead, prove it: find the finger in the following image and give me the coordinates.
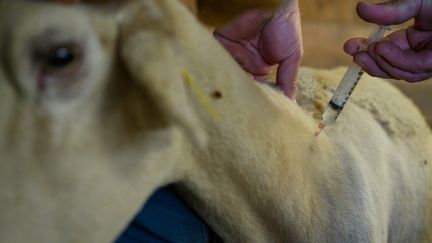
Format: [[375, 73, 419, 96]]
[[344, 38, 367, 55], [214, 33, 271, 76], [214, 10, 271, 41], [406, 27, 432, 50], [385, 29, 411, 50], [356, 1, 418, 25], [375, 40, 432, 73], [344, 29, 409, 56], [276, 56, 301, 100], [374, 54, 432, 82], [274, 0, 299, 16], [353, 52, 392, 79], [259, 3, 302, 65], [413, 1, 432, 31]]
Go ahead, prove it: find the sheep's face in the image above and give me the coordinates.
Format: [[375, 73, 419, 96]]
[[0, 0, 204, 171], [0, 1, 204, 241], [0, 1, 118, 160]]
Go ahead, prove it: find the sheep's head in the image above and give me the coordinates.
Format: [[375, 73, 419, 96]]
[[0, 0, 205, 242], [0, 0, 286, 241]]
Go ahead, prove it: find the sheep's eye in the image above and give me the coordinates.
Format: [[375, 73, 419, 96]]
[[47, 46, 76, 68], [34, 43, 83, 79]]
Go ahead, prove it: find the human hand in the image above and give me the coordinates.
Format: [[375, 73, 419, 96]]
[[214, 0, 303, 99], [344, 0, 432, 82]]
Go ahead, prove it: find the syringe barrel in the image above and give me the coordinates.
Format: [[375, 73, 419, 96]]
[[321, 105, 340, 126], [321, 63, 362, 126], [327, 25, 389, 112], [317, 25, 389, 131], [329, 62, 364, 110]]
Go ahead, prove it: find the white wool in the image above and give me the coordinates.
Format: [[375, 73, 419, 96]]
[[0, 0, 431, 242]]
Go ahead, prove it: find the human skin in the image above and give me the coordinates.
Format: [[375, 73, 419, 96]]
[[344, 0, 432, 82], [214, 0, 302, 99]]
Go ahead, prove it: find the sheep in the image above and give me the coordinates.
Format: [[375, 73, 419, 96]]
[[0, 0, 431, 242]]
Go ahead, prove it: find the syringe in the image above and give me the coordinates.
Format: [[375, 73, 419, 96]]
[[314, 25, 390, 137]]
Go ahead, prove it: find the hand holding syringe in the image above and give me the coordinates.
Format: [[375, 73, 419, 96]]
[[315, 25, 391, 137]]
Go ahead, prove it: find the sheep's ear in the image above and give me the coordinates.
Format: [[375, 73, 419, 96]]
[[196, 0, 284, 25], [119, 2, 206, 147]]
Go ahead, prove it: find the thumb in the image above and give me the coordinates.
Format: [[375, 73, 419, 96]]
[[356, 0, 418, 25]]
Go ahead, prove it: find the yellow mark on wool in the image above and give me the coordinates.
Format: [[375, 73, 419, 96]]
[[182, 69, 221, 121]]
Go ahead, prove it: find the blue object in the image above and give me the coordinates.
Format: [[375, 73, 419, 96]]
[[116, 185, 216, 243]]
